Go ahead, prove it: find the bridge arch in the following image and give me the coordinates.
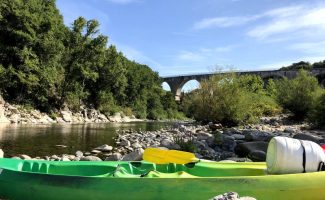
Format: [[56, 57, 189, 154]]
[[181, 79, 200, 93], [161, 82, 171, 91]]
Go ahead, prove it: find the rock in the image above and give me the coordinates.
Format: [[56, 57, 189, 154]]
[[120, 139, 131, 147], [0, 96, 10, 123], [222, 135, 236, 152], [232, 134, 245, 140], [122, 148, 144, 161], [108, 112, 122, 122], [61, 110, 72, 122], [11, 156, 21, 160], [293, 133, 323, 144], [31, 110, 42, 119], [9, 113, 20, 123], [55, 144, 67, 148], [98, 114, 109, 122], [248, 150, 266, 162], [0, 149, 3, 158], [131, 142, 142, 149], [75, 151, 83, 157], [243, 130, 273, 142], [235, 141, 268, 158], [209, 192, 256, 200], [284, 127, 295, 134], [105, 153, 122, 161], [95, 144, 113, 152], [91, 150, 101, 154], [51, 155, 59, 160], [19, 154, 32, 160], [80, 156, 102, 161], [210, 192, 239, 200], [160, 139, 175, 149], [60, 156, 70, 161], [209, 123, 223, 131], [197, 132, 214, 142]]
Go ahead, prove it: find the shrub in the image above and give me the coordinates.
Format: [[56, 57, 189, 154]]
[[181, 73, 281, 125], [174, 134, 196, 153], [308, 92, 325, 127], [275, 70, 322, 119], [97, 91, 120, 116]]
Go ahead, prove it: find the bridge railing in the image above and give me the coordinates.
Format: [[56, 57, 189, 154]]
[[161, 68, 280, 78]]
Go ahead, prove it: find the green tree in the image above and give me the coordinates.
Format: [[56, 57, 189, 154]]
[[0, 0, 66, 110], [62, 17, 107, 110], [276, 70, 321, 119]]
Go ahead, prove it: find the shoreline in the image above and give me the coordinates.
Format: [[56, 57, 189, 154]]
[[1, 115, 324, 162]]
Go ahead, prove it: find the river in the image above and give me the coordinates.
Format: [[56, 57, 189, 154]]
[[0, 122, 172, 158]]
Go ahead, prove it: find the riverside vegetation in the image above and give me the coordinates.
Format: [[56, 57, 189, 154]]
[[0, 0, 183, 120], [0, 0, 325, 164]]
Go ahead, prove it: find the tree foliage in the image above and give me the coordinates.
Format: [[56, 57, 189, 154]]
[[275, 70, 322, 119], [181, 74, 280, 126], [0, 0, 181, 119]]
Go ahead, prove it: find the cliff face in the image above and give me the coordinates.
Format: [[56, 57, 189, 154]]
[[0, 95, 140, 124], [0, 96, 10, 123]]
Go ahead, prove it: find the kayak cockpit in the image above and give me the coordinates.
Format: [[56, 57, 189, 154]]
[[0, 158, 267, 178]]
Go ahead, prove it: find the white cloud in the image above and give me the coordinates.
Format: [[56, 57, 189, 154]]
[[194, 4, 325, 42], [248, 6, 325, 39], [193, 16, 259, 30]]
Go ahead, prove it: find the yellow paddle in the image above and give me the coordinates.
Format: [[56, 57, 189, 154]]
[[143, 148, 199, 164]]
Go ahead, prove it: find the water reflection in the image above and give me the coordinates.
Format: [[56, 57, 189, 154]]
[[0, 122, 171, 157]]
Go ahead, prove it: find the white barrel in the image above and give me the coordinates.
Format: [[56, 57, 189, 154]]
[[266, 136, 325, 174]]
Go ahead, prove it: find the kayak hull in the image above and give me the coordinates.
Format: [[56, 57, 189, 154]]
[[0, 158, 324, 200]]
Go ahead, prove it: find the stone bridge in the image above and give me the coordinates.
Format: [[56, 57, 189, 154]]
[[162, 68, 325, 100]]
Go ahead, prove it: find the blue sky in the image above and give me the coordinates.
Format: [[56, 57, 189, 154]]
[[57, 0, 325, 78]]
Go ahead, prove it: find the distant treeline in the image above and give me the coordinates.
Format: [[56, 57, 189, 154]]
[[0, 0, 183, 119], [280, 61, 325, 71]]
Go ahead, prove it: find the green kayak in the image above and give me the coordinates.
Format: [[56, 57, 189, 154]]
[[0, 158, 324, 200]]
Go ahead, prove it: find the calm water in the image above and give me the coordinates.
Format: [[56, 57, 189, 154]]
[[0, 122, 171, 158]]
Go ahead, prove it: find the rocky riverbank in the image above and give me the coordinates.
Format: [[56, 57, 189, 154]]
[[0, 95, 142, 124], [1, 115, 324, 162]]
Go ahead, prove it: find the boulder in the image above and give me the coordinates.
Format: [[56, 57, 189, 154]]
[[197, 131, 213, 140], [19, 154, 32, 160], [235, 141, 268, 158], [293, 133, 324, 144], [105, 153, 122, 161], [80, 156, 102, 161], [248, 150, 266, 162], [0, 96, 10, 123], [243, 130, 273, 142], [222, 135, 236, 152], [283, 127, 295, 134], [61, 111, 72, 122], [9, 113, 20, 123], [0, 149, 3, 158], [75, 151, 83, 157], [122, 148, 144, 161], [94, 144, 113, 152], [209, 192, 257, 200], [91, 150, 101, 154], [120, 139, 131, 147], [108, 112, 122, 122], [208, 123, 223, 131]]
